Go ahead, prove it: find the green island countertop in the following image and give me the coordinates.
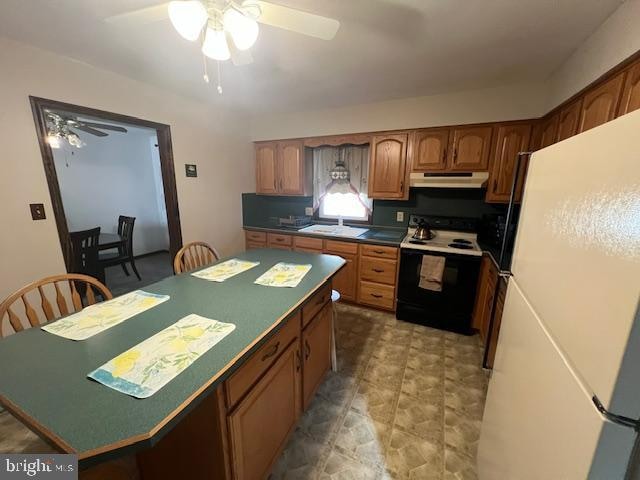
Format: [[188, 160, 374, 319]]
[[0, 249, 345, 466]]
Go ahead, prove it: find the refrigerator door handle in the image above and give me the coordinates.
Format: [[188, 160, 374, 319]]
[[592, 396, 640, 431]]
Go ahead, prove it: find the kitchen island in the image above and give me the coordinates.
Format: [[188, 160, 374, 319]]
[[0, 249, 345, 479]]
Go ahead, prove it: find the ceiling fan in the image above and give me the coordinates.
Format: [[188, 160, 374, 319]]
[[45, 111, 128, 149], [106, 1, 340, 73]]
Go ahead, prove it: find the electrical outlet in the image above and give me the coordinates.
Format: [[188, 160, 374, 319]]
[[396, 211, 404, 222], [305, 207, 314, 216]]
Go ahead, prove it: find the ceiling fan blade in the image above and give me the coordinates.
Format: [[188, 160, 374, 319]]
[[227, 33, 254, 66], [72, 125, 108, 137], [81, 122, 128, 133], [104, 2, 170, 26], [255, 1, 340, 40]]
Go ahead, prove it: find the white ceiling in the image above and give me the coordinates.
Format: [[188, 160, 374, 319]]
[[0, 0, 623, 113]]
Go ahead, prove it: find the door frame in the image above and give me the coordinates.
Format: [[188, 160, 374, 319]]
[[29, 96, 183, 270]]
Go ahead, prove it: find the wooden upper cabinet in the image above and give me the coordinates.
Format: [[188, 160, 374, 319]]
[[486, 123, 531, 203], [368, 134, 409, 199], [578, 73, 625, 133], [618, 61, 640, 117], [532, 114, 559, 151], [448, 126, 493, 171], [255, 140, 310, 196], [556, 99, 583, 142], [278, 140, 305, 195], [255, 142, 278, 194], [410, 129, 449, 172]]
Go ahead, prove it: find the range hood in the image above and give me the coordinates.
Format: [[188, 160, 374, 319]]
[[409, 172, 489, 189]]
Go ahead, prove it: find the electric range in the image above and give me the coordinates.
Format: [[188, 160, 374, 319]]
[[397, 215, 482, 335]]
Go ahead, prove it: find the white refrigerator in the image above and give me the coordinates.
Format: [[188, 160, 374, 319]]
[[478, 110, 640, 479]]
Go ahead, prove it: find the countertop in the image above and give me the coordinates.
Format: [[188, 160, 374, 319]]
[[243, 223, 407, 246], [0, 250, 344, 466]]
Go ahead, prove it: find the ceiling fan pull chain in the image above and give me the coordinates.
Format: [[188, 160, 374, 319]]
[[216, 60, 223, 95], [202, 53, 210, 83]]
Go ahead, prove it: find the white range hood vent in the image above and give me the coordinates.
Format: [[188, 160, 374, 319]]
[[409, 172, 489, 189]]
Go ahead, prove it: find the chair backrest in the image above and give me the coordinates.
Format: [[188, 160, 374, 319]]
[[69, 227, 101, 277], [117, 216, 136, 256], [0, 274, 113, 338], [173, 241, 220, 274]]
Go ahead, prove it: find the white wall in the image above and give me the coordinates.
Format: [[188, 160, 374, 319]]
[[0, 37, 254, 301], [546, 0, 640, 111], [250, 81, 547, 140], [53, 125, 169, 255]]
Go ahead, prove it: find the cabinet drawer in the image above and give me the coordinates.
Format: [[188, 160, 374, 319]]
[[245, 230, 267, 242], [324, 240, 358, 255], [294, 236, 323, 251], [360, 244, 398, 260], [302, 283, 331, 329], [246, 241, 266, 250], [226, 312, 300, 408], [360, 257, 397, 285], [358, 281, 395, 310], [267, 233, 293, 247]]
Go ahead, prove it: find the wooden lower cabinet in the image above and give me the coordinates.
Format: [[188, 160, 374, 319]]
[[485, 279, 507, 369], [228, 340, 302, 480], [324, 241, 358, 302], [472, 256, 498, 344], [302, 303, 333, 409]]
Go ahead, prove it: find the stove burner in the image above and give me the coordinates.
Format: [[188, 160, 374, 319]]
[[409, 240, 426, 245], [448, 243, 473, 250], [453, 239, 471, 244]]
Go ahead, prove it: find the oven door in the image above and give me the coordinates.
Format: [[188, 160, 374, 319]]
[[396, 248, 481, 334]]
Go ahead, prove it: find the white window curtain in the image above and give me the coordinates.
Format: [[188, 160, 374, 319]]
[[312, 145, 372, 214]]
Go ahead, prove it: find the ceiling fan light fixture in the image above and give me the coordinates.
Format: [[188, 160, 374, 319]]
[[223, 8, 259, 51], [168, 0, 208, 42], [46, 133, 62, 149], [202, 27, 231, 61]]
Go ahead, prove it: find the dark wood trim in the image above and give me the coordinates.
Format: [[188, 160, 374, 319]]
[[29, 97, 183, 269]]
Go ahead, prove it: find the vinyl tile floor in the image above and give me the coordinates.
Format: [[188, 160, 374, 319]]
[[270, 303, 489, 480], [0, 303, 488, 480]]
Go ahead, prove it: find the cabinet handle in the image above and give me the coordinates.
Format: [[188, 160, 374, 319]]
[[372, 268, 384, 273], [373, 250, 384, 254], [400, 180, 404, 192], [371, 293, 383, 298], [493, 179, 497, 192], [296, 349, 301, 372], [261, 341, 280, 361], [453, 148, 458, 161], [304, 339, 311, 360]]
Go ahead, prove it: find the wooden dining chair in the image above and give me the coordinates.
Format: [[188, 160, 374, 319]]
[[69, 227, 103, 283], [173, 241, 220, 274], [99, 215, 140, 280], [0, 274, 113, 338]]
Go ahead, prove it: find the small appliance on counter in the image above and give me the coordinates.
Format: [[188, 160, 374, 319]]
[[277, 215, 312, 229], [397, 214, 482, 335]]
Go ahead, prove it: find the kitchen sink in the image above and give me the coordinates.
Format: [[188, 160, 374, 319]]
[[298, 224, 369, 238]]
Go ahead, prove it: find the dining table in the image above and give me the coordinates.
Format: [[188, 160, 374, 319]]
[[0, 249, 345, 475]]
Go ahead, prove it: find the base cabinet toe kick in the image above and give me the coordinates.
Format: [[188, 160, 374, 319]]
[[99, 282, 334, 480]]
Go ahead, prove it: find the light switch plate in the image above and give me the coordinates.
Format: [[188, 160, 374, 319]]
[[396, 211, 404, 222], [30, 203, 46, 220], [305, 207, 314, 216], [185, 164, 197, 177]]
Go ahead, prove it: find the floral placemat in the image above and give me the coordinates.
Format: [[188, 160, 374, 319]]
[[191, 258, 260, 282], [42, 290, 169, 341], [88, 314, 235, 398], [254, 262, 312, 288]]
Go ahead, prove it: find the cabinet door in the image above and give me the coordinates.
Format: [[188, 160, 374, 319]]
[[448, 126, 493, 171], [228, 341, 301, 480], [556, 99, 583, 142], [302, 303, 332, 409], [578, 73, 625, 133], [485, 279, 507, 369], [368, 134, 408, 199], [278, 140, 305, 195], [410, 129, 449, 171], [532, 114, 559, 151], [255, 142, 278, 195], [328, 252, 357, 302], [486, 123, 531, 203], [617, 61, 640, 117]]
